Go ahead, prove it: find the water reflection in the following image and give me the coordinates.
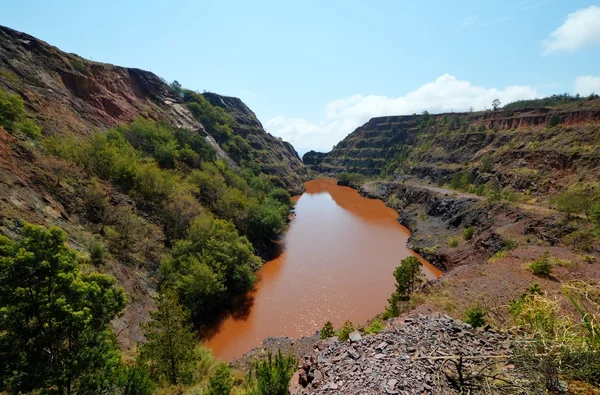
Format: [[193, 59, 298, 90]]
[[205, 178, 441, 360]]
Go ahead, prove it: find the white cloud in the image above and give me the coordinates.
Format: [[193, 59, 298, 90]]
[[266, 74, 537, 154], [542, 5, 600, 55], [574, 76, 600, 96]]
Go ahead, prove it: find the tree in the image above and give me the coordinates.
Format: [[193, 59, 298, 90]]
[[0, 224, 127, 394], [320, 321, 335, 339], [208, 362, 233, 395], [492, 99, 501, 111], [138, 289, 199, 385], [392, 256, 423, 300], [246, 351, 297, 395]]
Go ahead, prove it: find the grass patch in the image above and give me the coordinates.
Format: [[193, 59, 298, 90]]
[[448, 237, 460, 248]]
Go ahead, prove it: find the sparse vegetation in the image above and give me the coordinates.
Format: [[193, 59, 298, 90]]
[[337, 320, 355, 341], [246, 351, 297, 395], [464, 303, 486, 328], [448, 236, 460, 247], [320, 321, 335, 339], [364, 318, 384, 334], [337, 172, 365, 188], [462, 226, 475, 240], [528, 252, 552, 276]]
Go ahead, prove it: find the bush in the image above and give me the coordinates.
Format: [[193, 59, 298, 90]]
[[268, 188, 292, 206], [246, 351, 296, 395], [549, 184, 598, 219], [208, 362, 232, 395], [528, 252, 552, 276], [462, 226, 475, 241], [116, 365, 155, 395], [89, 237, 106, 266], [364, 318, 384, 334], [464, 304, 486, 328], [548, 113, 561, 127], [69, 58, 86, 72], [336, 320, 354, 342], [320, 321, 334, 339], [592, 202, 600, 229], [337, 172, 364, 188], [448, 237, 460, 248], [564, 229, 595, 252], [18, 118, 42, 138], [0, 88, 24, 131], [392, 256, 423, 299]]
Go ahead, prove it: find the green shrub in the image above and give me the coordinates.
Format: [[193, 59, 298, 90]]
[[18, 118, 42, 138], [337, 172, 364, 188], [548, 113, 561, 128], [392, 256, 423, 299], [464, 304, 486, 328], [246, 351, 296, 395], [320, 321, 334, 339], [116, 365, 155, 395], [69, 58, 86, 72], [208, 362, 232, 395], [592, 202, 600, 229], [89, 237, 106, 266], [550, 184, 598, 219], [564, 229, 596, 252], [364, 319, 384, 334], [528, 252, 552, 276], [0, 88, 25, 131], [462, 226, 475, 241], [336, 320, 354, 341], [268, 188, 292, 206], [448, 237, 460, 248]]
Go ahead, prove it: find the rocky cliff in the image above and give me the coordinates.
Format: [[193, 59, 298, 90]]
[[318, 103, 600, 194], [203, 93, 308, 194], [301, 150, 328, 172], [0, 25, 306, 193]]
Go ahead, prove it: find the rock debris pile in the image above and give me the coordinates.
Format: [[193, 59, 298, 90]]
[[291, 313, 519, 394]]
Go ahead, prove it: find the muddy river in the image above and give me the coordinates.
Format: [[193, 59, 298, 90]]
[[205, 178, 441, 360]]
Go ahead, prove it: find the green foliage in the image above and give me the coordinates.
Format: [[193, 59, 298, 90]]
[[208, 362, 233, 395], [269, 188, 292, 207], [0, 87, 24, 131], [364, 318, 384, 334], [548, 113, 561, 127], [564, 229, 596, 252], [320, 321, 335, 339], [18, 117, 42, 138], [336, 320, 354, 341], [337, 172, 365, 188], [480, 156, 493, 173], [549, 184, 599, 219], [0, 88, 42, 138], [183, 91, 250, 161], [139, 289, 199, 385], [503, 93, 592, 111], [528, 252, 552, 276], [0, 224, 127, 394], [162, 215, 260, 323], [448, 237, 460, 248], [492, 98, 501, 111], [246, 350, 296, 395], [393, 256, 423, 299], [69, 57, 86, 72], [592, 202, 600, 229], [90, 237, 106, 265], [464, 304, 486, 328], [115, 365, 156, 395], [449, 171, 474, 191], [463, 226, 475, 241]]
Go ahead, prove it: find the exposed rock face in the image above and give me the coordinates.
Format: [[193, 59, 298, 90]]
[[317, 106, 600, 193], [291, 313, 519, 395], [0, 25, 306, 192], [203, 93, 308, 194], [302, 150, 328, 171]]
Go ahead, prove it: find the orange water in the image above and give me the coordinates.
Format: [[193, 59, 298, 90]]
[[205, 178, 441, 360]]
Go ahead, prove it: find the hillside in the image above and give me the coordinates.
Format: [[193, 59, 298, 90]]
[[0, 25, 305, 356], [318, 101, 600, 195], [0, 25, 306, 194]]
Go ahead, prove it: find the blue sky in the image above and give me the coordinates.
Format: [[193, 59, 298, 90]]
[[2, 1, 600, 153]]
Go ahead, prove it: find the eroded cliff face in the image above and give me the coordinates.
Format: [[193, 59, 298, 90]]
[[203, 93, 308, 194], [318, 104, 600, 194], [0, 25, 307, 349]]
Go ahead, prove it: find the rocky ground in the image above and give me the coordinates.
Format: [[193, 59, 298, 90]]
[[289, 312, 528, 395]]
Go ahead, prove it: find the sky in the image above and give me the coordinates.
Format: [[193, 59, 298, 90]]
[[2, 1, 600, 154]]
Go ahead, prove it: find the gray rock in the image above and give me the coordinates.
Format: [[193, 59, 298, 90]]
[[349, 331, 362, 342]]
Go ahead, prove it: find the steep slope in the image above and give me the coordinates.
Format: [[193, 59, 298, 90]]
[[320, 102, 600, 194], [203, 93, 308, 194], [0, 25, 305, 192], [0, 25, 305, 350]]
